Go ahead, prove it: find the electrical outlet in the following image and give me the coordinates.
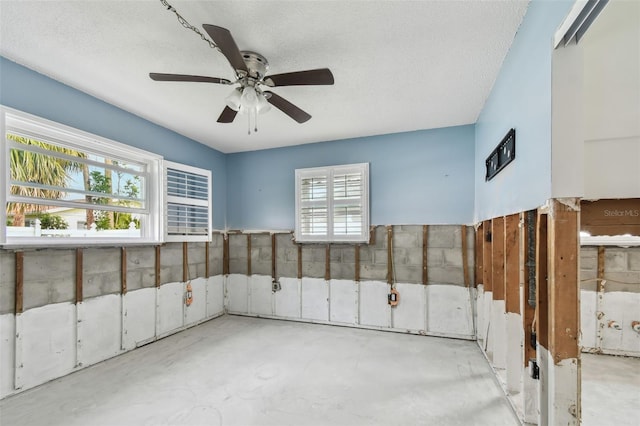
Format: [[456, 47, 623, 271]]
[[272, 281, 281, 292]]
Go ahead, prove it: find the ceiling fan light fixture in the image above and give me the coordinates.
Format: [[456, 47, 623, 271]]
[[239, 86, 258, 110], [225, 88, 242, 111], [257, 92, 271, 114]]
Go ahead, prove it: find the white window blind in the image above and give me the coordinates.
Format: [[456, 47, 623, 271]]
[[165, 161, 212, 242], [295, 163, 369, 243]]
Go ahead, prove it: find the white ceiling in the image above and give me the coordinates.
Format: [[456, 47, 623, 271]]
[[0, 0, 529, 154]]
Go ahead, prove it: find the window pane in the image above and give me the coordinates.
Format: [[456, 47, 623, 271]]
[[334, 173, 362, 200], [333, 205, 362, 235], [8, 135, 146, 210], [300, 207, 327, 235], [301, 177, 327, 201], [6, 202, 141, 238]]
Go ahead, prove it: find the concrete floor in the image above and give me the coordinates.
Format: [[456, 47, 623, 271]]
[[1, 315, 518, 426], [582, 353, 640, 426]]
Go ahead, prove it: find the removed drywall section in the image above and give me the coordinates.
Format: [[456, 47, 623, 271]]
[[0, 239, 226, 399], [225, 225, 476, 339], [83, 248, 122, 299], [0, 251, 15, 315], [250, 234, 272, 276], [228, 234, 248, 275], [22, 249, 75, 310], [580, 246, 640, 356], [125, 246, 157, 291], [209, 233, 225, 276]]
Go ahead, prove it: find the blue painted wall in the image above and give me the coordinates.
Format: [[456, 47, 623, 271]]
[[227, 125, 475, 230], [474, 0, 573, 222], [0, 57, 227, 229]]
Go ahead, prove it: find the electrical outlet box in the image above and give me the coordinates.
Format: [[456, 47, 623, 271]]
[[529, 359, 539, 380], [272, 281, 281, 292]]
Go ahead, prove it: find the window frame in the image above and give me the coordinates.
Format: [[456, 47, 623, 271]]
[[295, 163, 369, 243], [1, 106, 165, 247], [164, 160, 212, 243]]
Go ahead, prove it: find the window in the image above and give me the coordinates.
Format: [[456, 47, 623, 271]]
[[165, 161, 212, 242], [1, 106, 163, 246], [295, 163, 369, 243]]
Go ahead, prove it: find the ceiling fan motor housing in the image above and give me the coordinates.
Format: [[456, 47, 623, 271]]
[[239, 51, 269, 81]]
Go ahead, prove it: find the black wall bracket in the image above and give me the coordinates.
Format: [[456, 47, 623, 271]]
[[485, 128, 516, 181]]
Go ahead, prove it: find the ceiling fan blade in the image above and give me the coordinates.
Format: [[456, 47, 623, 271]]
[[217, 106, 238, 123], [263, 68, 334, 87], [202, 24, 248, 73], [149, 73, 231, 84], [263, 91, 311, 123]]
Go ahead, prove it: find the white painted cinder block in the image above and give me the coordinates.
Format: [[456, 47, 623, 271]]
[[122, 287, 156, 350], [329, 280, 358, 324], [206, 275, 225, 318], [226, 274, 249, 314], [506, 312, 523, 394], [476, 285, 485, 343], [78, 295, 121, 367], [301, 278, 328, 321], [479, 291, 493, 357], [19, 303, 76, 391], [391, 283, 425, 332], [426, 284, 474, 337], [0, 313, 15, 399], [359, 281, 390, 328], [580, 290, 598, 351], [492, 299, 507, 369], [602, 291, 640, 355], [274, 277, 301, 319], [249, 275, 273, 316], [157, 282, 184, 336], [184, 277, 207, 326]]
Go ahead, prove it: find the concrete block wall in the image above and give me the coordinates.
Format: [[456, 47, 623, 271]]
[[225, 225, 476, 340], [0, 239, 226, 399], [580, 246, 640, 356]]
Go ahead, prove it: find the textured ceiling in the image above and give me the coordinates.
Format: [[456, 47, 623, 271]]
[[0, 0, 529, 153]]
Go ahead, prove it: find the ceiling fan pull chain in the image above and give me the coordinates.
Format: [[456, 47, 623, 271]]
[[158, 0, 221, 53]]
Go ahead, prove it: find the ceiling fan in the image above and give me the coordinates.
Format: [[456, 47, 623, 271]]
[[150, 24, 334, 131]]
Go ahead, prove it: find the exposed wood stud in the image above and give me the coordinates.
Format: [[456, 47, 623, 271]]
[[155, 246, 161, 288], [247, 234, 252, 276], [205, 242, 210, 278], [422, 225, 428, 285], [271, 233, 277, 281], [482, 220, 492, 292], [505, 214, 519, 314], [492, 217, 505, 301], [297, 244, 302, 280], [522, 212, 536, 365], [597, 246, 605, 293], [121, 247, 127, 295], [325, 244, 331, 281], [355, 245, 361, 282], [475, 223, 483, 287], [76, 249, 83, 304], [536, 212, 549, 350], [15, 252, 24, 315], [387, 226, 393, 285], [461, 225, 470, 288], [369, 226, 376, 245], [182, 242, 188, 283], [548, 199, 580, 363], [223, 235, 230, 275]]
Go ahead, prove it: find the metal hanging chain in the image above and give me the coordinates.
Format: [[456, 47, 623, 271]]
[[159, 0, 221, 53]]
